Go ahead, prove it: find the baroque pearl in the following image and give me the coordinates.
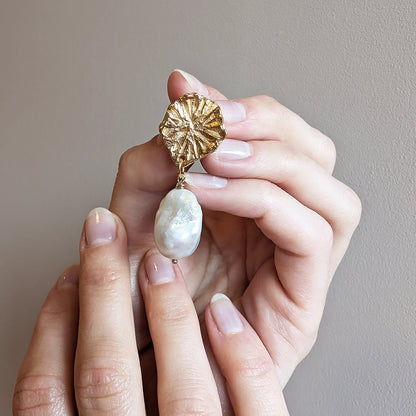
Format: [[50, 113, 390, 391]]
[[154, 188, 203, 260]]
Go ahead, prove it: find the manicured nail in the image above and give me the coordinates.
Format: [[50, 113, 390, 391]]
[[85, 208, 116, 246], [212, 139, 252, 161], [217, 100, 246, 124], [210, 293, 243, 335], [173, 69, 209, 95], [57, 265, 79, 289], [145, 252, 175, 285], [184, 173, 228, 189]]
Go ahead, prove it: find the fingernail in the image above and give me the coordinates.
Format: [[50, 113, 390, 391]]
[[57, 265, 79, 289], [145, 252, 175, 285], [173, 69, 209, 95], [212, 139, 252, 161], [85, 208, 116, 246], [210, 293, 243, 335], [184, 173, 228, 189], [218, 100, 246, 124]]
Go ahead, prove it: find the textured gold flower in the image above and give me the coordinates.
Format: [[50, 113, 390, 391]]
[[159, 93, 226, 169]]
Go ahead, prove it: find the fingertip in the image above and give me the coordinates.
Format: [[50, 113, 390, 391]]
[[140, 254, 221, 414], [142, 249, 178, 286], [209, 293, 244, 336], [80, 207, 128, 252], [84, 207, 116, 246], [184, 172, 228, 190], [206, 294, 289, 415], [167, 70, 227, 102], [112, 136, 177, 196], [168, 69, 209, 101]]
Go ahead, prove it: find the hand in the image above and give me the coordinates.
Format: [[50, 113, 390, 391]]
[[13, 208, 289, 415], [109, 70, 361, 404]]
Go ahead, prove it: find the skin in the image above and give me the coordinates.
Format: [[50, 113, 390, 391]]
[[13, 71, 361, 415], [110, 71, 361, 408], [13, 213, 289, 415]]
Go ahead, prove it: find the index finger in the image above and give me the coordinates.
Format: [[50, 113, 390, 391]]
[[168, 70, 335, 172], [75, 208, 145, 415]]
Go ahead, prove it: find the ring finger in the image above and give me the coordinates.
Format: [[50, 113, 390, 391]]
[[206, 293, 289, 416]]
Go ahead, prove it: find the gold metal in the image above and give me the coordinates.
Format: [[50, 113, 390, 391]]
[[175, 158, 186, 189], [159, 93, 227, 171]]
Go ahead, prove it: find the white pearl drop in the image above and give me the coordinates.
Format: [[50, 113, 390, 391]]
[[154, 189, 203, 260]]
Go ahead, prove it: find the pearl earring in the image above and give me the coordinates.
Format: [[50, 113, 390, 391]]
[[154, 93, 226, 262]]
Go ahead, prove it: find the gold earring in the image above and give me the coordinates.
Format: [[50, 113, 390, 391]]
[[154, 93, 226, 262]]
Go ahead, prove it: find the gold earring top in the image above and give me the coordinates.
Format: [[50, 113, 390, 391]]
[[159, 93, 227, 171]]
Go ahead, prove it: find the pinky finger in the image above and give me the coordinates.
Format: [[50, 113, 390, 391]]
[[206, 294, 289, 416]]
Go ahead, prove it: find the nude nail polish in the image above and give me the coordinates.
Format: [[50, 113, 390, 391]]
[[145, 252, 175, 285], [210, 293, 244, 335], [212, 139, 252, 161], [173, 69, 209, 95], [85, 208, 116, 246], [184, 173, 228, 189]]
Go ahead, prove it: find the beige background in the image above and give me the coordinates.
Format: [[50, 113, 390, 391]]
[[1, 1, 415, 414]]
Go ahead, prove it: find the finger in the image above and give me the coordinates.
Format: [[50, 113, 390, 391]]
[[167, 69, 228, 102], [242, 259, 319, 388], [184, 174, 333, 299], [184, 174, 333, 386], [168, 70, 335, 172], [226, 95, 336, 172], [206, 294, 289, 416], [109, 136, 178, 357], [202, 139, 362, 271], [138, 250, 221, 416], [75, 208, 145, 416], [13, 266, 79, 416], [109, 71, 248, 233], [110, 136, 177, 237]]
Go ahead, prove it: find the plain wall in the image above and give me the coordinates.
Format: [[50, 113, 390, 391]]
[[1, 1, 415, 414]]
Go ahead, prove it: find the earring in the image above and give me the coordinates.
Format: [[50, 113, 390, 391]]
[[154, 93, 226, 262]]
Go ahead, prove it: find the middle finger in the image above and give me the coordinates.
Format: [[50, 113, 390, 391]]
[[138, 250, 221, 416], [75, 208, 145, 415], [202, 139, 361, 271]]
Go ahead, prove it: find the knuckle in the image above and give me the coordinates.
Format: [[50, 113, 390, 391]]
[[301, 330, 319, 356], [275, 144, 299, 180], [324, 136, 337, 169], [37, 302, 67, 324], [343, 187, 362, 229], [318, 219, 334, 249], [234, 355, 276, 380], [117, 146, 137, 179], [13, 374, 67, 415], [163, 396, 218, 416], [288, 327, 319, 362], [81, 259, 124, 287], [255, 94, 278, 107], [254, 181, 279, 218], [253, 94, 287, 118], [148, 296, 194, 327], [311, 127, 337, 171], [117, 141, 154, 184], [290, 310, 320, 351], [76, 362, 132, 413], [257, 180, 277, 203], [301, 217, 333, 255]]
